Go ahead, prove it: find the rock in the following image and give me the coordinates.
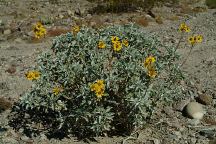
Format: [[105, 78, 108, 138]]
[[145, 14, 155, 22], [58, 14, 64, 19], [196, 94, 213, 105], [185, 102, 204, 119], [151, 138, 160, 144], [3, 29, 11, 35], [203, 117, 216, 125], [86, 14, 92, 19], [174, 99, 190, 111], [21, 135, 33, 143], [27, 31, 34, 37], [14, 38, 23, 43], [5, 66, 16, 74], [0, 97, 12, 111], [187, 119, 201, 126]]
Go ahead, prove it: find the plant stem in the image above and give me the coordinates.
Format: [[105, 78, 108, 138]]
[[174, 32, 183, 53], [180, 45, 194, 67]]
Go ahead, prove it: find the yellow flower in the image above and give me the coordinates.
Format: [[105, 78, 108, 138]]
[[72, 25, 80, 34], [35, 22, 43, 30], [90, 83, 100, 93], [184, 27, 190, 33], [195, 35, 203, 43], [113, 41, 122, 52], [179, 23, 190, 32], [98, 40, 106, 49], [90, 79, 105, 101], [95, 90, 104, 100], [25, 71, 34, 80], [33, 22, 46, 39], [144, 56, 156, 68], [122, 39, 129, 47], [96, 79, 105, 87], [111, 36, 120, 43], [147, 67, 157, 78], [90, 83, 96, 91], [34, 28, 46, 39], [33, 71, 41, 80], [53, 87, 63, 95], [188, 36, 196, 45], [25, 70, 40, 80]]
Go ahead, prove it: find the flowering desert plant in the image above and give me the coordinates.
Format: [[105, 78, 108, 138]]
[[33, 22, 47, 39], [10, 24, 184, 138]]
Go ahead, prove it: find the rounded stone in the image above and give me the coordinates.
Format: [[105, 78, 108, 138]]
[[197, 94, 213, 105], [185, 102, 204, 119], [3, 29, 11, 35]]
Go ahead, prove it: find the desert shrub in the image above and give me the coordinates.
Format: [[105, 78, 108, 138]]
[[88, 0, 179, 13], [9, 24, 183, 138]]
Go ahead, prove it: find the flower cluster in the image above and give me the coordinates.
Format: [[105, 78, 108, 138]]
[[90, 80, 105, 100], [178, 23, 203, 46], [179, 23, 190, 32], [98, 40, 106, 49], [72, 25, 80, 35], [111, 36, 122, 52], [97, 36, 128, 52], [188, 35, 203, 45], [33, 22, 46, 39], [122, 39, 129, 47], [25, 70, 40, 80], [144, 56, 157, 78], [111, 36, 128, 52]]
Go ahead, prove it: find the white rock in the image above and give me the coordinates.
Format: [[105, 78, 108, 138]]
[[59, 14, 64, 19], [186, 102, 204, 119], [3, 29, 11, 35], [67, 10, 73, 16], [14, 38, 23, 43]]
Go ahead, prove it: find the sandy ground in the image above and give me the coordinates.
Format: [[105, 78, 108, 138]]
[[0, 0, 216, 143]]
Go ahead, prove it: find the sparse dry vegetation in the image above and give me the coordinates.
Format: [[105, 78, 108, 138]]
[[88, 0, 179, 13]]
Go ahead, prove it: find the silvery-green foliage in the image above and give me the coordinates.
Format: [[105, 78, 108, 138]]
[[17, 24, 183, 137]]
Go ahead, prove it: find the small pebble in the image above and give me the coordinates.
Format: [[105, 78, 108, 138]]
[[67, 10, 73, 16], [3, 29, 11, 35], [197, 94, 213, 105], [174, 99, 190, 112], [6, 66, 16, 74], [58, 14, 64, 19], [21, 135, 34, 143]]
